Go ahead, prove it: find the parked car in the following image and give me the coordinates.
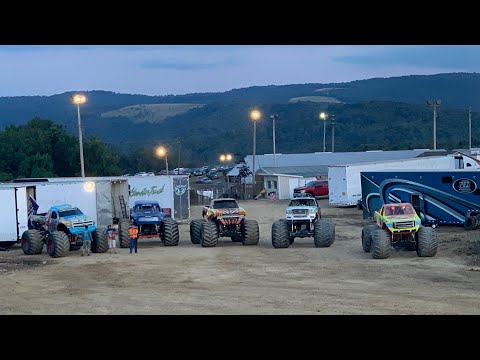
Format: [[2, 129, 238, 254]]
[[207, 171, 219, 180], [146, 172, 155, 176], [293, 180, 329, 198], [196, 177, 213, 184], [134, 172, 148, 177], [193, 169, 204, 176]]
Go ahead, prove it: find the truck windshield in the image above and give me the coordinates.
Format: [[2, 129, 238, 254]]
[[305, 181, 314, 187], [59, 208, 83, 217], [213, 200, 238, 209], [135, 205, 160, 213], [289, 199, 316, 207]]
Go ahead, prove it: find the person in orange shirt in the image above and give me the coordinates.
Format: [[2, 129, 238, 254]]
[[128, 224, 139, 254]]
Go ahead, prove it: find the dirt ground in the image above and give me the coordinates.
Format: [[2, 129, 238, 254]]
[[1, 198, 480, 314]]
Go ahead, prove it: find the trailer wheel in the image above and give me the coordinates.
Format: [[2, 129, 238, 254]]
[[47, 231, 70, 258], [161, 218, 179, 246], [465, 215, 478, 231], [370, 229, 391, 259], [361, 224, 377, 253], [314, 219, 335, 247], [271, 219, 290, 248], [91, 228, 109, 253], [190, 219, 205, 244], [21, 229, 44, 255], [118, 219, 131, 248], [200, 221, 218, 247], [242, 219, 259, 246], [416, 226, 437, 257]]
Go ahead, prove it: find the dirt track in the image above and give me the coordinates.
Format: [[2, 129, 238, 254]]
[[1, 199, 480, 314]]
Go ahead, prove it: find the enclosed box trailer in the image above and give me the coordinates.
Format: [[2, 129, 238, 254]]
[[0, 186, 31, 247], [328, 155, 476, 207], [361, 170, 480, 227]]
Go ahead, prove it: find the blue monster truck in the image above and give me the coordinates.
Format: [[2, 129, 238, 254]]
[[117, 200, 179, 247], [271, 197, 335, 248], [21, 204, 108, 258]]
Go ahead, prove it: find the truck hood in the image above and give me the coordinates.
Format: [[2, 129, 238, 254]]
[[287, 206, 317, 212], [384, 214, 418, 221], [295, 187, 307, 191], [131, 212, 165, 220], [60, 215, 93, 223], [207, 208, 246, 217]]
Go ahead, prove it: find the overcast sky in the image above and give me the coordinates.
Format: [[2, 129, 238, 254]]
[[0, 45, 478, 97]]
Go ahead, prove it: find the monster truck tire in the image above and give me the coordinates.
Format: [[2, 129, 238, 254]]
[[370, 229, 391, 259], [91, 228, 109, 253], [416, 226, 437, 257], [200, 221, 218, 248], [465, 215, 478, 231], [161, 218, 179, 246], [289, 237, 295, 245], [362, 224, 378, 253], [47, 231, 70, 258], [190, 219, 205, 244], [21, 229, 44, 255], [118, 219, 131, 248], [313, 219, 335, 248], [242, 219, 259, 246], [271, 220, 290, 248], [475, 215, 480, 230]]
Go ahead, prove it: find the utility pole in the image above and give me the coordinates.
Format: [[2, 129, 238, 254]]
[[270, 113, 278, 167], [469, 107, 472, 150], [177, 138, 181, 174], [331, 115, 336, 153], [427, 100, 441, 150]]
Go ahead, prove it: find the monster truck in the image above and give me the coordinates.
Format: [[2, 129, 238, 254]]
[[117, 200, 179, 248], [189, 198, 259, 247], [21, 204, 108, 258], [361, 202, 437, 259], [271, 197, 335, 248]]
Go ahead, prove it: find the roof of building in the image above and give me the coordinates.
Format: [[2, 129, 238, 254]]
[[258, 165, 329, 177]]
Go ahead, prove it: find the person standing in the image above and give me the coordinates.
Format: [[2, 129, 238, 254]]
[[105, 224, 117, 254], [82, 225, 92, 257], [128, 224, 139, 254]]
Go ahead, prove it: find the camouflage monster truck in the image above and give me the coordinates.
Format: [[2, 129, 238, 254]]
[[362, 202, 437, 259], [271, 197, 335, 248], [21, 204, 108, 258], [189, 198, 259, 247]]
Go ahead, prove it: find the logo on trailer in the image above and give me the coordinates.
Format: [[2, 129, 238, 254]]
[[453, 178, 477, 193], [174, 185, 187, 196]]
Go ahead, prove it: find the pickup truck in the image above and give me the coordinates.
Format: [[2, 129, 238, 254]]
[[293, 180, 328, 198]]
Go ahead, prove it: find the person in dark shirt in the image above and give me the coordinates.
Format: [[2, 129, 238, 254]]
[[104, 224, 117, 254]]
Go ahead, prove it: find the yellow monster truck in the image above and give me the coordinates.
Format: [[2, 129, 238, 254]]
[[361, 202, 437, 259]]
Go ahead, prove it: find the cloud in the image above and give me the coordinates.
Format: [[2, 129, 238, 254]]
[[334, 45, 480, 71]]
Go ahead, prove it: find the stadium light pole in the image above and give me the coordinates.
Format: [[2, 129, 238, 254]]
[[469, 106, 472, 150], [427, 99, 441, 150], [330, 114, 336, 152], [72, 94, 87, 177], [220, 153, 233, 191], [320, 112, 328, 152], [270, 113, 278, 167], [156, 146, 169, 174], [250, 109, 261, 199]]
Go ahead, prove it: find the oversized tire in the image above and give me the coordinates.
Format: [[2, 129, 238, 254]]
[[91, 228, 109, 253], [361, 224, 377, 253], [475, 215, 480, 230], [200, 221, 218, 247], [118, 219, 131, 248], [47, 231, 70, 258], [161, 218, 179, 246], [465, 215, 478, 231], [190, 219, 205, 244], [289, 237, 295, 245], [370, 229, 391, 259], [271, 219, 290, 248], [416, 226, 437, 257], [314, 219, 335, 247], [21, 229, 44, 255], [242, 219, 259, 246]]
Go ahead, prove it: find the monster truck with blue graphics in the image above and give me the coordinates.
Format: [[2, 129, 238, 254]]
[[117, 200, 179, 247], [189, 198, 259, 247], [21, 204, 108, 258], [271, 197, 335, 248]]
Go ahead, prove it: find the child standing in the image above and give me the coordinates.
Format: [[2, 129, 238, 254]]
[[105, 224, 117, 254]]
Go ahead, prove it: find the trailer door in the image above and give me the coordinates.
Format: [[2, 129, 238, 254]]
[[410, 193, 424, 219], [0, 189, 19, 244], [16, 187, 29, 239]]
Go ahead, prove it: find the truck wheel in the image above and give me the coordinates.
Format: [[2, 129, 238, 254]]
[[370, 229, 391, 259], [91, 228, 108, 253], [313, 219, 335, 247], [47, 231, 70, 258], [361, 224, 377, 253], [161, 218, 179, 246], [416, 226, 437, 257], [289, 237, 295, 245], [118, 219, 131, 248], [200, 221, 218, 247], [242, 219, 259, 246], [271, 220, 290, 248], [21, 229, 44, 255], [190, 219, 205, 244]]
